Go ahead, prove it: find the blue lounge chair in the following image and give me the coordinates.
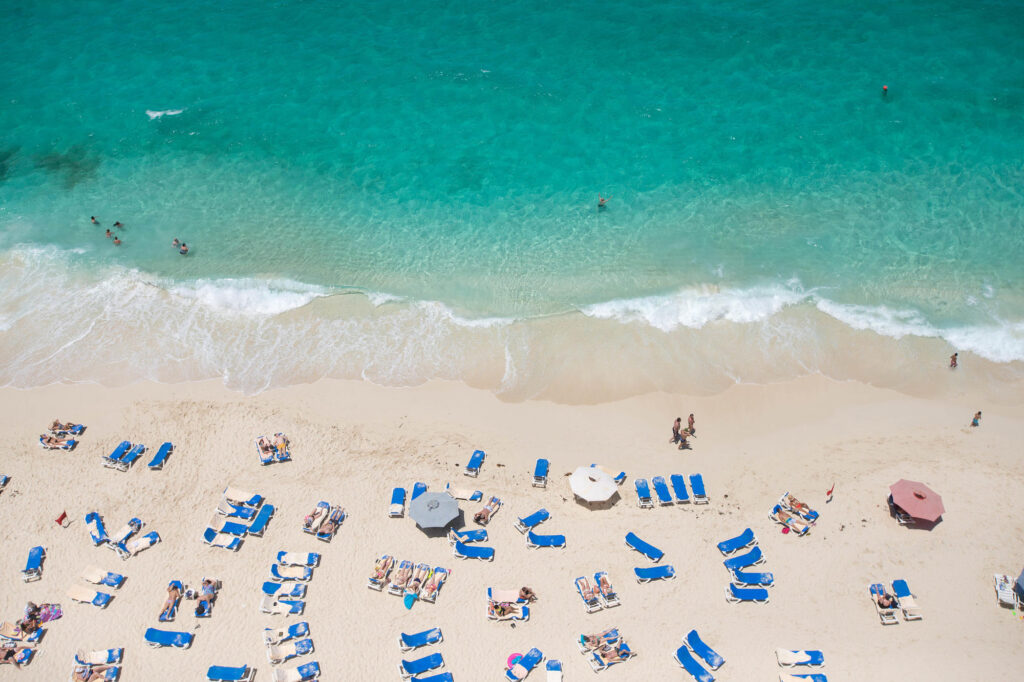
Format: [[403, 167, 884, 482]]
[[159, 580, 183, 621], [272, 661, 320, 681], [412, 482, 427, 500], [259, 595, 305, 615], [449, 528, 487, 544], [211, 516, 249, 537], [223, 487, 262, 507], [0, 474, 8, 492], [722, 545, 763, 571], [75, 648, 124, 665], [267, 638, 314, 664], [389, 487, 406, 517], [506, 647, 544, 680], [85, 511, 109, 545], [464, 449, 485, 477], [144, 627, 193, 648], [278, 551, 320, 567], [412, 674, 453, 682], [546, 660, 562, 680], [732, 569, 774, 586], [398, 652, 444, 678], [892, 579, 923, 620], [273, 433, 291, 463], [82, 566, 125, 588], [594, 571, 620, 607], [207, 664, 255, 681], [21, 546, 44, 582], [452, 540, 494, 561], [271, 564, 313, 582], [717, 528, 755, 555], [575, 576, 602, 613], [256, 438, 275, 466], [108, 517, 143, 545], [103, 441, 131, 468], [776, 649, 825, 667], [217, 499, 258, 520], [634, 565, 676, 582], [725, 583, 770, 603], [532, 458, 549, 487], [487, 587, 525, 604], [526, 530, 566, 548], [690, 474, 709, 504], [114, 530, 160, 560], [870, 583, 900, 625], [635, 479, 654, 508], [398, 627, 443, 651], [778, 675, 828, 682], [514, 508, 550, 534], [577, 629, 620, 654], [670, 474, 690, 503], [262, 581, 307, 598], [147, 442, 174, 470], [652, 476, 674, 505], [315, 506, 343, 542], [248, 504, 275, 537], [673, 645, 714, 682], [589, 641, 634, 672], [202, 528, 242, 551], [686, 630, 724, 670], [367, 554, 393, 590], [67, 583, 113, 608], [264, 622, 309, 646], [624, 531, 663, 562], [115, 444, 146, 471], [58, 424, 86, 435]]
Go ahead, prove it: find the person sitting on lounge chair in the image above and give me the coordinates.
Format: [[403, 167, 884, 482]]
[[876, 591, 897, 609], [195, 579, 218, 616], [597, 574, 613, 594], [274, 433, 289, 454], [596, 641, 631, 664], [159, 582, 182, 620], [581, 629, 618, 649], [519, 586, 537, 602], [474, 497, 500, 525]]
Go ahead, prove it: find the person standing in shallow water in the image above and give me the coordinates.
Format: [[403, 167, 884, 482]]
[[971, 411, 981, 427], [949, 352, 958, 369]]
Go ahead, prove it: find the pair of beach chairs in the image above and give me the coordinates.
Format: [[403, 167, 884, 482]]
[[673, 630, 725, 681], [257, 433, 291, 465], [500, 647, 545, 681], [265, 626, 314, 665], [205, 487, 274, 550], [71, 648, 123, 681], [101, 441, 141, 471], [514, 508, 566, 548], [776, 648, 826, 681], [575, 572, 620, 612], [717, 528, 772, 603], [39, 434, 77, 450], [487, 588, 531, 622], [635, 474, 708, 508], [623, 531, 677, 583], [769, 492, 818, 535], [145, 627, 194, 649], [300, 501, 344, 542], [68, 564, 121, 610], [870, 581, 923, 624], [448, 527, 496, 560], [578, 628, 636, 672], [399, 651, 448, 679], [85, 511, 161, 560], [994, 573, 1023, 609], [263, 624, 317, 676]]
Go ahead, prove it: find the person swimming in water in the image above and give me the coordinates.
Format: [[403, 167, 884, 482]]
[[90, 216, 99, 224], [113, 221, 123, 228], [113, 236, 121, 245], [179, 243, 189, 255], [105, 229, 112, 238], [598, 194, 610, 209]]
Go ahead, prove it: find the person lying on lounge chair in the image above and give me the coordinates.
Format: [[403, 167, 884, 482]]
[[488, 601, 520, 618], [73, 664, 115, 681], [159, 582, 182, 619], [40, 433, 70, 447], [257, 437, 275, 454], [392, 563, 412, 589], [596, 641, 631, 664], [407, 566, 429, 594], [370, 557, 391, 582], [49, 419, 80, 433], [597, 574, 614, 594], [302, 506, 326, 530], [319, 508, 344, 536], [785, 494, 811, 513], [195, 579, 218, 616], [1, 647, 29, 669], [776, 509, 810, 532], [519, 586, 537, 602], [580, 629, 618, 649], [474, 497, 500, 525]]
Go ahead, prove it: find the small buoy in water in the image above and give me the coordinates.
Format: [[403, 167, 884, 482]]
[[882, 85, 888, 96]]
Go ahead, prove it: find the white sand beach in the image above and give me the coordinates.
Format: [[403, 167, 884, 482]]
[[2, 375, 1023, 680]]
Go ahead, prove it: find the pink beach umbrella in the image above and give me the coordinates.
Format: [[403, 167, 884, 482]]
[[889, 479, 945, 522]]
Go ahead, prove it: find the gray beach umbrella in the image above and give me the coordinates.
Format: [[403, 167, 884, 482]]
[[408, 492, 460, 530]]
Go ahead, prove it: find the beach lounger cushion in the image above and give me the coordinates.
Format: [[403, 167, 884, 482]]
[[247, 503, 275, 537], [533, 458, 549, 487], [207, 664, 255, 682], [202, 527, 242, 551], [690, 474, 708, 503], [85, 511, 109, 546], [82, 566, 125, 588], [271, 564, 313, 582], [67, 584, 113, 608], [398, 652, 445, 678], [670, 474, 690, 503], [147, 442, 174, 469], [717, 528, 755, 555], [634, 479, 654, 508], [453, 540, 494, 561], [277, 551, 320, 567], [398, 627, 444, 651], [652, 476, 674, 505], [624, 531, 664, 562], [22, 546, 45, 582], [76, 648, 124, 665], [514, 508, 550, 533], [594, 571, 620, 607], [449, 528, 488, 544], [464, 449, 485, 477], [526, 530, 566, 548], [891, 579, 923, 620], [732, 568, 774, 586], [575, 576, 603, 613], [635, 565, 676, 582], [144, 627, 193, 648], [722, 545, 764, 571], [390, 487, 406, 517], [725, 582, 770, 603]]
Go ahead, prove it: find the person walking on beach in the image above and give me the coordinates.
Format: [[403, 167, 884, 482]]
[[971, 411, 981, 427], [949, 352, 958, 369], [670, 417, 682, 444], [687, 413, 695, 435]]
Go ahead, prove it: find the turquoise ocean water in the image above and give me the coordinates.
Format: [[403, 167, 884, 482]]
[[1, 0, 1023, 399]]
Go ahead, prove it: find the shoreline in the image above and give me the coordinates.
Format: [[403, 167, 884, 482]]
[[2, 375, 1022, 679]]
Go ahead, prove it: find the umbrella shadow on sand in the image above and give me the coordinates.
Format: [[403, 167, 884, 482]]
[[421, 509, 466, 538], [575, 491, 621, 511]]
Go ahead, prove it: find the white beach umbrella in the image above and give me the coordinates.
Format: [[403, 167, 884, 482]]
[[569, 466, 618, 503]]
